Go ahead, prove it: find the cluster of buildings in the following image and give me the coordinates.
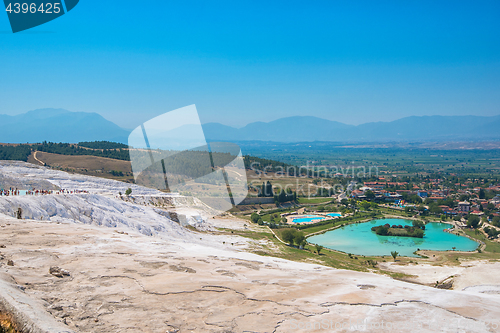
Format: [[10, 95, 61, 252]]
[[350, 179, 500, 219]]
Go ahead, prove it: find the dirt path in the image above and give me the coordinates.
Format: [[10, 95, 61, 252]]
[[33, 151, 45, 166], [267, 226, 287, 244]]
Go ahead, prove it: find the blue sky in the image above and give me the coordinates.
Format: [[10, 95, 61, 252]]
[[0, 0, 499, 129]]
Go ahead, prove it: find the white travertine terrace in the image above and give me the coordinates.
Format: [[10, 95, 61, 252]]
[[0, 162, 499, 332]]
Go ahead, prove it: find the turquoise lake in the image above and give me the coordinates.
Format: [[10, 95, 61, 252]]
[[307, 218, 479, 257]]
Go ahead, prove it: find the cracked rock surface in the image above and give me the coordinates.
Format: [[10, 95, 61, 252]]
[[0, 217, 499, 332]]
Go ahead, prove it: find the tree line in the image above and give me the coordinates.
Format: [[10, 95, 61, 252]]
[[0, 145, 32, 161], [0, 142, 130, 161], [78, 141, 128, 149], [257, 180, 297, 203], [243, 155, 295, 173]]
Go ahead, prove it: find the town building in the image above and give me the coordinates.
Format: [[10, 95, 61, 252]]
[[458, 201, 471, 213]]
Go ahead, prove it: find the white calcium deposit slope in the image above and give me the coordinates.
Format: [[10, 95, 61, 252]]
[[0, 161, 237, 246], [0, 161, 164, 195]]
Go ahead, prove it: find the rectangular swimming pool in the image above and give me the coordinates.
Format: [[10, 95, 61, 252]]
[[292, 215, 326, 223]]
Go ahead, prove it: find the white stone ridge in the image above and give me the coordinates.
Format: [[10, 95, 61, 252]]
[[0, 160, 170, 195], [0, 161, 241, 248]]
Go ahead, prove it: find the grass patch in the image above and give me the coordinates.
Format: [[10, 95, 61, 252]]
[[220, 225, 384, 273], [297, 197, 333, 204], [463, 229, 500, 253], [299, 222, 342, 236]]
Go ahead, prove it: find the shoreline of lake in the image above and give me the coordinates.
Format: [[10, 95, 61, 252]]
[[308, 218, 479, 258]]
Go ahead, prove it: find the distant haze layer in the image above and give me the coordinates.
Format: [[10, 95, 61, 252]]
[[1, 109, 499, 144]]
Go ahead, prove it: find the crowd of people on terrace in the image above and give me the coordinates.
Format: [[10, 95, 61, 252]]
[[0, 188, 89, 196]]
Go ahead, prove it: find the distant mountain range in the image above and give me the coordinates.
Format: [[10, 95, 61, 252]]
[[1, 109, 499, 144], [0, 109, 129, 144], [203, 115, 500, 142]]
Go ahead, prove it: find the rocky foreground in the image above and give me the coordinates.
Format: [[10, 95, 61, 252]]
[[2, 217, 500, 333], [0, 162, 499, 332]]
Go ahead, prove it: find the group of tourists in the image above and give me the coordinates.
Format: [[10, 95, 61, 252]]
[[0, 188, 23, 196], [0, 188, 90, 196], [56, 189, 90, 195]]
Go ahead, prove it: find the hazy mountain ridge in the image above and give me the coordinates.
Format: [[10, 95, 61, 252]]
[[1, 109, 499, 144], [0, 109, 130, 144], [204, 115, 500, 142]]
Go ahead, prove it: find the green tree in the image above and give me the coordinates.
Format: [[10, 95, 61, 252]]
[[250, 213, 260, 223], [479, 188, 486, 199], [492, 216, 500, 227], [315, 244, 324, 254], [265, 181, 273, 197], [410, 195, 423, 204], [360, 201, 371, 210], [281, 229, 296, 245], [258, 182, 265, 197], [410, 228, 424, 238], [294, 232, 306, 247], [391, 251, 399, 261], [125, 188, 132, 196], [487, 228, 500, 239], [429, 204, 443, 215], [412, 220, 425, 229], [365, 190, 375, 200], [110, 170, 124, 177], [467, 215, 480, 229], [375, 225, 389, 236]]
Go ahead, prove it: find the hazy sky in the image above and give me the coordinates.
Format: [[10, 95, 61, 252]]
[[1, 0, 499, 129]]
